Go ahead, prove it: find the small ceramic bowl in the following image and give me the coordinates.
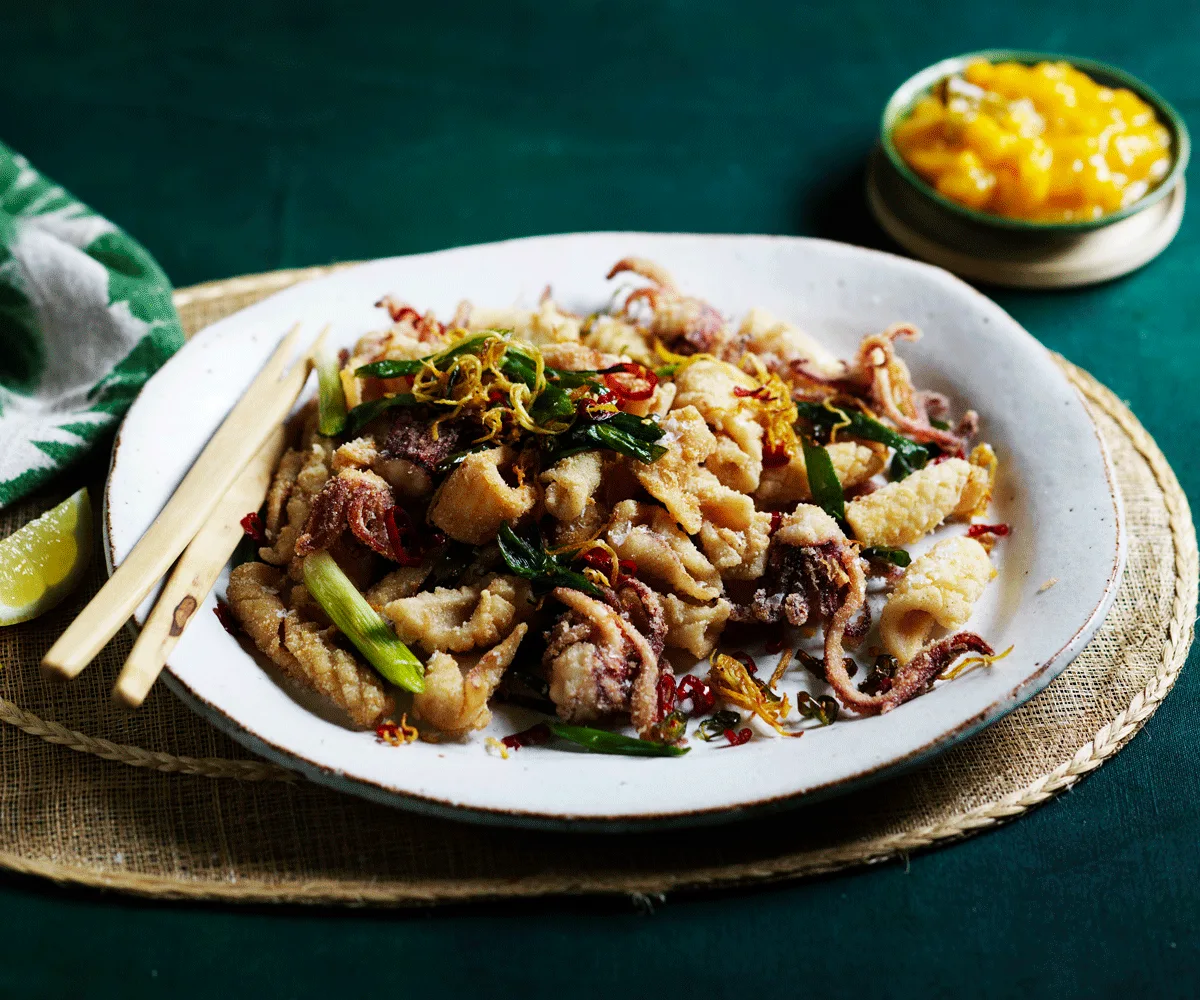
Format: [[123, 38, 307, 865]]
[[870, 50, 1190, 287], [880, 49, 1190, 233]]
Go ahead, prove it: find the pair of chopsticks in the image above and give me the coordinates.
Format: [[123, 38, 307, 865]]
[[41, 324, 325, 708]]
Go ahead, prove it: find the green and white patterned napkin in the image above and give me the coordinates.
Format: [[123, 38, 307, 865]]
[[0, 141, 183, 508]]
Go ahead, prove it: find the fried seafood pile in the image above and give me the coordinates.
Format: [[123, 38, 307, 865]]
[[225, 258, 1005, 749]]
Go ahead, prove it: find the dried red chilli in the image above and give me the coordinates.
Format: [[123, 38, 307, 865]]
[[380, 302, 422, 325], [656, 674, 677, 717], [967, 523, 1010, 539], [762, 443, 790, 468], [213, 600, 238, 636], [617, 559, 638, 578], [769, 511, 783, 535], [675, 674, 715, 715], [240, 511, 265, 544], [579, 549, 611, 570], [733, 385, 770, 400], [723, 727, 753, 747], [601, 362, 658, 402], [384, 506, 425, 566], [488, 388, 506, 403], [501, 723, 553, 750]]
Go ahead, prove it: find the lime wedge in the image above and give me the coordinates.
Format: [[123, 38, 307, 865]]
[[0, 488, 93, 626]]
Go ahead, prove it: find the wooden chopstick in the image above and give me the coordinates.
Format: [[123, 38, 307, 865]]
[[42, 324, 321, 682], [111, 425, 286, 709]]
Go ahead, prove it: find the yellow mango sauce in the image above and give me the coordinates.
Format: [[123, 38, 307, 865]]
[[892, 60, 1172, 223]]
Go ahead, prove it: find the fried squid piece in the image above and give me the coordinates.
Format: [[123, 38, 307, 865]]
[[413, 624, 528, 736], [878, 536, 995, 664], [263, 448, 303, 537], [226, 562, 293, 666], [731, 504, 852, 626], [365, 565, 430, 609], [428, 445, 538, 546], [295, 468, 397, 559], [606, 500, 722, 601], [543, 583, 667, 737], [633, 406, 754, 533], [698, 511, 773, 581], [539, 341, 621, 372], [734, 306, 848, 382], [755, 441, 887, 507], [541, 450, 605, 524], [660, 594, 732, 659], [382, 574, 534, 654], [844, 458, 988, 547], [467, 298, 582, 345], [828, 632, 995, 716], [608, 257, 728, 355], [581, 314, 654, 365], [854, 323, 976, 450], [258, 439, 335, 570], [226, 562, 394, 728], [672, 359, 765, 492]]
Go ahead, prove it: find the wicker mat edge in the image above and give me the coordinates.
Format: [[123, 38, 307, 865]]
[[0, 267, 1192, 904]]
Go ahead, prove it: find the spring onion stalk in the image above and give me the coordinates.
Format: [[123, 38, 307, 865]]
[[302, 551, 425, 692], [316, 347, 348, 437], [544, 721, 690, 757]]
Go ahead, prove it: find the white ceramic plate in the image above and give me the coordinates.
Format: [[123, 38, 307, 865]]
[[106, 233, 1124, 830]]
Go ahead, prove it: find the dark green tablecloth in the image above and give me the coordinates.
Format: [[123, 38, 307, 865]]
[[2, 1, 1196, 996]]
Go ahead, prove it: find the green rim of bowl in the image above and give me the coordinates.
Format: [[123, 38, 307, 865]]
[[880, 49, 1191, 233]]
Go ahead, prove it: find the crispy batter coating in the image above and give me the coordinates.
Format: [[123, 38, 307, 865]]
[[258, 438, 335, 573], [383, 574, 534, 653], [263, 448, 303, 537], [878, 536, 994, 664], [845, 458, 977, 547], [428, 446, 538, 545], [413, 624, 528, 736], [660, 594, 732, 659], [606, 500, 721, 601], [633, 406, 754, 533], [541, 450, 605, 524], [698, 511, 773, 581]]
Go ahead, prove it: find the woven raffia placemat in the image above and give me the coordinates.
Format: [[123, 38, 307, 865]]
[[0, 265, 1193, 905]]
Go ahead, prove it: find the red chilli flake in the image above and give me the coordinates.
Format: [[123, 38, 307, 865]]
[[602, 362, 658, 402], [733, 385, 770, 400], [723, 727, 753, 747], [617, 559, 638, 579], [761, 443, 790, 468], [656, 674, 678, 717], [213, 600, 238, 636], [501, 723, 553, 750], [240, 511, 265, 544], [384, 303, 422, 325], [384, 506, 425, 567], [967, 523, 1010, 539], [676, 675, 715, 715], [769, 511, 784, 535]]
